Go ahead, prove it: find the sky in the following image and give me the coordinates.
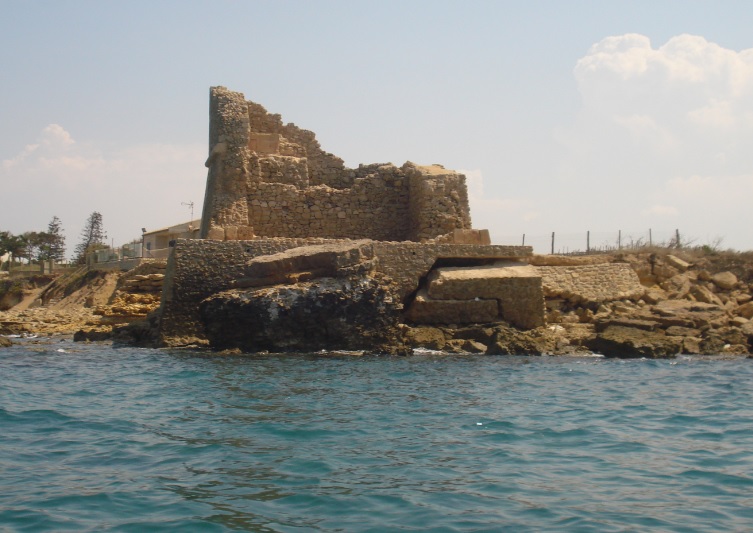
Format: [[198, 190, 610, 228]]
[[1, 1, 752, 255]]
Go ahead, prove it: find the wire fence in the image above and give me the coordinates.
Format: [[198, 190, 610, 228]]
[[493, 229, 690, 255]]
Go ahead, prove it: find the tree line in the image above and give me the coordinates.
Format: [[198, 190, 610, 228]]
[[0, 212, 107, 269]]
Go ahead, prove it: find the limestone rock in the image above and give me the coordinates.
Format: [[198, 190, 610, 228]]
[[712, 271, 738, 290], [403, 326, 447, 350], [736, 301, 753, 319], [586, 326, 681, 358], [660, 273, 692, 299], [642, 287, 668, 305], [689, 284, 723, 306], [594, 318, 660, 333], [665, 255, 691, 272]]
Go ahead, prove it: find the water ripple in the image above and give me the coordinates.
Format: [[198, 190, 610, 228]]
[[2, 340, 753, 531]]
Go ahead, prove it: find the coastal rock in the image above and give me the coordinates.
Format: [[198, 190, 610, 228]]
[[586, 325, 681, 358], [200, 275, 403, 353], [73, 329, 112, 342], [0, 336, 12, 347], [403, 326, 447, 350]]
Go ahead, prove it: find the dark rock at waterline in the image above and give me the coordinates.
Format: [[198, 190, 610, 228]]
[[73, 329, 112, 342], [200, 276, 404, 354], [586, 325, 682, 358], [0, 336, 12, 348]]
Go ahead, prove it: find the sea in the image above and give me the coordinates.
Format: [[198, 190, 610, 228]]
[[2, 337, 753, 532]]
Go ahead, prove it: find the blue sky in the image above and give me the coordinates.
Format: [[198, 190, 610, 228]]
[[2, 1, 752, 254]]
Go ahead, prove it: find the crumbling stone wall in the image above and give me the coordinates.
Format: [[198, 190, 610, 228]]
[[200, 86, 471, 242], [157, 238, 532, 346], [535, 263, 645, 305]]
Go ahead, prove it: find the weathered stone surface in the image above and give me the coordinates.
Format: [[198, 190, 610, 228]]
[[156, 238, 530, 346], [425, 262, 544, 329], [730, 316, 750, 327], [73, 329, 112, 342], [199, 276, 402, 353], [660, 273, 692, 299], [689, 284, 723, 306], [405, 289, 499, 324], [536, 263, 644, 305], [594, 318, 660, 333], [665, 325, 702, 337], [200, 87, 472, 243], [666, 255, 691, 272], [682, 336, 702, 354], [463, 340, 488, 353], [233, 240, 375, 288], [736, 301, 753, 319], [712, 271, 738, 290], [0, 336, 11, 348], [403, 326, 447, 350], [642, 287, 668, 305], [586, 326, 681, 358]]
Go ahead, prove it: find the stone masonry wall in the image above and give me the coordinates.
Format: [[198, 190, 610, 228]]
[[247, 164, 411, 240], [200, 86, 472, 242], [157, 238, 532, 346], [201, 87, 252, 240], [535, 263, 645, 305]]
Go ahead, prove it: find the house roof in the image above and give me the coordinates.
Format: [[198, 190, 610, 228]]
[[143, 219, 201, 236]]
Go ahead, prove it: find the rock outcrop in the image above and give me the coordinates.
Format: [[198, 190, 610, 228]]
[[198, 242, 403, 353]]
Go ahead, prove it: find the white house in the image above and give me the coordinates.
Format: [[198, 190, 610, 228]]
[[142, 219, 201, 259]]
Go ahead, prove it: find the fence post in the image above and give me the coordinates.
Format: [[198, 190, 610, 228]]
[[522, 234, 526, 246], [618, 230, 622, 250], [551, 232, 555, 255], [649, 228, 652, 247], [587, 230, 590, 253], [676, 229, 681, 248]]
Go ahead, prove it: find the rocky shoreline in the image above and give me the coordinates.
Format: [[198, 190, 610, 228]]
[[2, 249, 752, 359]]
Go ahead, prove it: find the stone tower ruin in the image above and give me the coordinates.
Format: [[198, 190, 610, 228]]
[[200, 86, 473, 242]]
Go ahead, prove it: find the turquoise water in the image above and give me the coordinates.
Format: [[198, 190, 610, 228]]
[[2, 339, 753, 532]]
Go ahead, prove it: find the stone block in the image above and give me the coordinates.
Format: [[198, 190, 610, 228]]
[[444, 229, 491, 245], [405, 289, 499, 324], [665, 255, 690, 271], [713, 271, 738, 290], [426, 262, 544, 329]]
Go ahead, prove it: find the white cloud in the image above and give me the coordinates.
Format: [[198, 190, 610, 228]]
[[40, 124, 75, 147], [643, 204, 679, 217], [1, 124, 206, 254], [555, 34, 753, 250]]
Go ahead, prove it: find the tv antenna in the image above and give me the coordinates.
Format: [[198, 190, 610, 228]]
[[181, 201, 194, 221]]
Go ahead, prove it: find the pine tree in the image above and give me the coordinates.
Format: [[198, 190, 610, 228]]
[[74, 212, 106, 264], [0, 231, 27, 269], [37, 216, 66, 263]]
